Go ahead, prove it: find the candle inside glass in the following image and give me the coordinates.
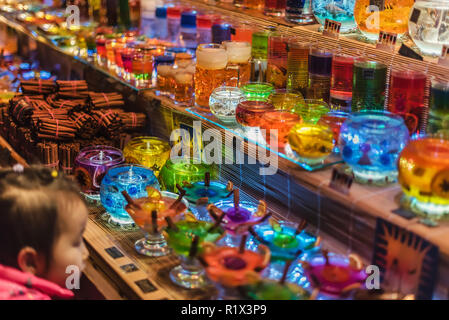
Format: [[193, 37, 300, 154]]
[[388, 69, 427, 135], [223, 41, 252, 87], [286, 42, 310, 95], [352, 59, 387, 112], [428, 78, 449, 135], [236, 100, 275, 127], [240, 82, 274, 101], [330, 53, 355, 112], [308, 48, 333, 103], [209, 86, 246, 124], [260, 110, 301, 149], [267, 35, 289, 89]]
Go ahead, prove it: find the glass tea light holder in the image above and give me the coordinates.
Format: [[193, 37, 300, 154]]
[[286, 122, 334, 165], [74, 145, 125, 201], [236, 100, 275, 142], [303, 251, 367, 298], [339, 111, 410, 185], [267, 34, 289, 89], [100, 164, 160, 226], [123, 136, 171, 177], [182, 172, 234, 206], [240, 82, 275, 101], [159, 158, 218, 193], [409, 0, 449, 56], [398, 134, 449, 219], [351, 58, 388, 112], [200, 241, 270, 299], [209, 86, 247, 125], [307, 47, 333, 103], [174, 71, 194, 106], [268, 89, 305, 111], [286, 42, 311, 95], [123, 188, 189, 257], [290, 99, 330, 124], [312, 0, 356, 33], [211, 189, 271, 247], [223, 41, 252, 88], [387, 67, 427, 135], [252, 219, 319, 280], [195, 43, 228, 111], [260, 110, 302, 149], [317, 111, 349, 153], [165, 215, 225, 289], [354, 0, 414, 41], [330, 50, 357, 112], [428, 77, 449, 135]]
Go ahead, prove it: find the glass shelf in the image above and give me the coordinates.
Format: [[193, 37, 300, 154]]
[[187, 107, 343, 172]]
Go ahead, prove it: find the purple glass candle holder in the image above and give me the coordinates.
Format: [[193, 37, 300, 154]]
[[74, 145, 125, 201]]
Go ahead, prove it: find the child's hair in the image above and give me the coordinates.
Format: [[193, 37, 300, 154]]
[[0, 166, 84, 269]]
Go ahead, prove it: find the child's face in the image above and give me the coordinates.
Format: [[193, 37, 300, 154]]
[[43, 198, 89, 288]]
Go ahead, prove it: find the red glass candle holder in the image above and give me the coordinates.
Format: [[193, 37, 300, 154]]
[[236, 101, 275, 128]]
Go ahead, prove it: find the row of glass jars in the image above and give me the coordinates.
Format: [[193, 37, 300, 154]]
[[209, 0, 448, 56]]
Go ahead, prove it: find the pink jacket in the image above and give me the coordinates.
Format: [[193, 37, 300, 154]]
[[0, 264, 74, 300]]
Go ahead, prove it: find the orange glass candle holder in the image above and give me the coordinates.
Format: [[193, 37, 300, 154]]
[[260, 110, 301, 149]]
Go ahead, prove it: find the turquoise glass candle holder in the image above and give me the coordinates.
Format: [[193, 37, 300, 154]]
[[100, 164, 160, 225], [339, 111, 409, 185]]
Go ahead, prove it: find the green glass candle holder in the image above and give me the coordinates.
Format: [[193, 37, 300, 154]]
[[240, 82, 274, 101], [159, 158, 218, 193]]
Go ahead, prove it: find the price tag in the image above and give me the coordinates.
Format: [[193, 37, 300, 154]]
[[322, 19, 341, 39], [438, 45, 449, 67], [398, 43, 423, 61], [376, 30, 397, 52], [329, 166, 353, 195]]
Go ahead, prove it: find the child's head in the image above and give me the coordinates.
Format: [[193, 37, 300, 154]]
[[0, 166, 89, 288]]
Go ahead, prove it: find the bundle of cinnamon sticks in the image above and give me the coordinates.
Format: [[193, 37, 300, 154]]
[[9, 96, 36, 125], [20, 79, 57, 95], [70, 111, 99, 139], [47, 93, 88, 112], [36, 142, 59, 169], [59, 143, 80, 175], [120, 112, 146, 131], [35, 118, 77, 141], [88, 92, 124, 109], [56, 80, 89, 99], [91, 109, 123, 140]]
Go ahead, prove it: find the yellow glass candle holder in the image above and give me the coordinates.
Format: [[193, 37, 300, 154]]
[[268, 89, 305, 111], [123, 136, 171, 177], [286, 123, 334, 165], [398, 134, 449, 219]]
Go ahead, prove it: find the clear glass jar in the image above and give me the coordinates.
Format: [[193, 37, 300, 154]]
[[409, 0, 449, 56]]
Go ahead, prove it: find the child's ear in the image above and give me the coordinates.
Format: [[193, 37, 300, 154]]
[[17, 247, 46, 275]]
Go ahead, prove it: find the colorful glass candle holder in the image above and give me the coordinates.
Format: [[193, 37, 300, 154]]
[[352, 58, 387, 112], [339, 111, 410, 185], [209, 86, 247, 124], [260, 110, 301, 149], [330, 51, 356, 112], [267, 35, 289, 89], [100, 164, 160, 225], [123, 136, 171, 177], [240, 82, 275, 101], [387, 68, 426, 135], [74, 145, 124, 200], [290, 99, 330, 124], [123, 188, 189, 257], [200, 241, 270, 298], [268, 89, 305, 111], [312, 0, 356, 32], [159, 159, 218, 193], [398, 134, 449, 219], [286, 123, 334, 165], [165, 215, 225, 289], [428, 77, 449, 135], [317, 111, 349, 151], [236, 101, 276, 128], [182, 173, 233, 205], [303, 251, 367, 297], [243, 278, 312, 300], [252, 220, 319, 262], [210, 189, 271, 246]]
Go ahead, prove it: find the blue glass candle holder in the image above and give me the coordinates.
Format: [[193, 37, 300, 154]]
[[100, 164, 160, 225], [339, 111, 410, 185]]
